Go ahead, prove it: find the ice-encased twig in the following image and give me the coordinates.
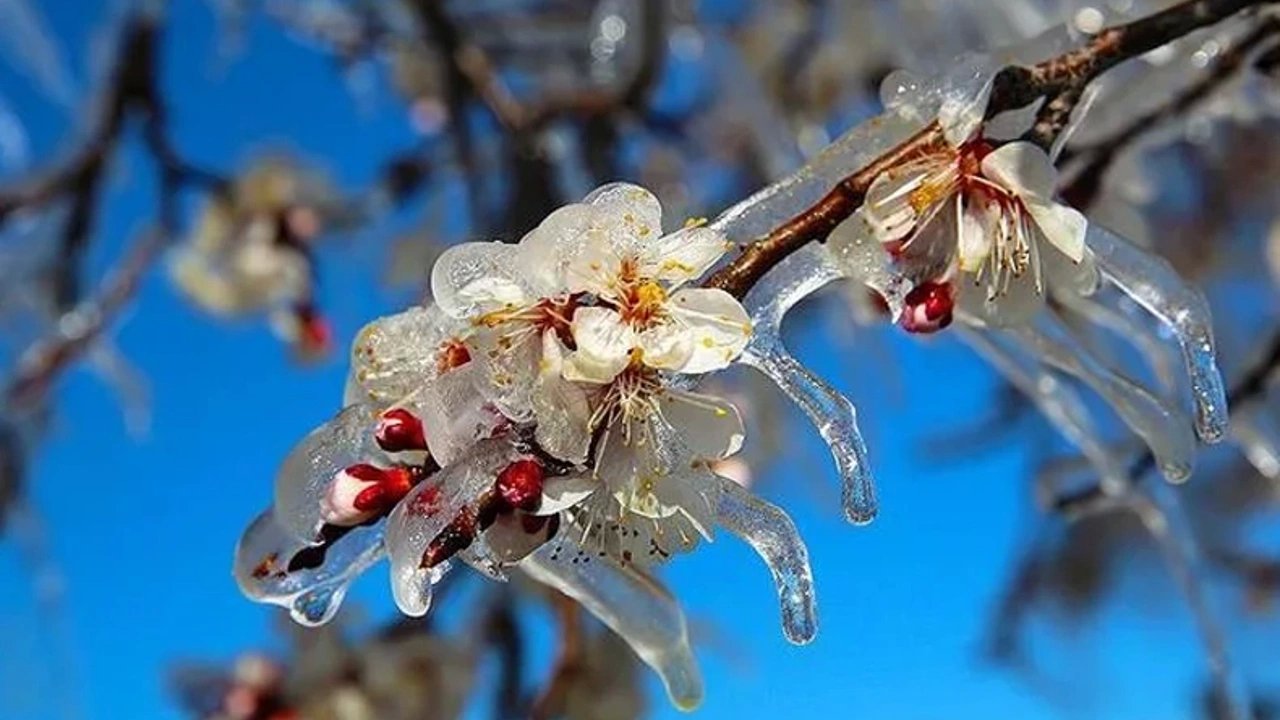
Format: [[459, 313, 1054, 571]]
[[233, 509, 385, 627], [713, 473, 817, 644], [958, 326, 1130, 498], [1127, 484, 1252, 720], [1086, 225, 1228, 444], [1003, 308, 1196, 483], [520, 536, 704, 711], [735, 244, 876, 524]]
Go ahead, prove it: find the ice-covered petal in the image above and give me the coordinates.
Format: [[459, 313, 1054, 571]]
[[642, 225, 732, 288], [1086, 225, 1227, 444], [404, 364, 506, 466], [345, 305, 460, 410], [739, 331, 876, 524], [665, 288, 753, 374], [274, 404, 381, 542], [565, 306, 636, 383], [583, 182, 663, 237], [861, 167, 931, 244], [517, 202, 595, 291], [635, 322, 694, 371], [532, 332, 592, 465], [520, 536, 704, 710], [430, 242, 530, 318], [713, 475, 816, 644], [938, 76, 991, 146], [471, 326, 539, 422], [1005, 310, 1195, 482], [955, 265, 1045, 328], [1025, 197, 1086, 264], [980, 141, 1057, 200], [657, 389, 745, 459], [538, 474, 598, 515], [956, 196, 992, 272], [233, 509, 384, 627]]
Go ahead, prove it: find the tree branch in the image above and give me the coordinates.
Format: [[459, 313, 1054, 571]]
[[701, 0, 1271, 300]]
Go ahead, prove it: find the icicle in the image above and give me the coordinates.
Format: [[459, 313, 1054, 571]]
[[734, 244, 877, 524], [520, 536, 704, 711], [1086, 225, 1228, 444], [232, 509, 384, 627], [1003, 309, 1196, 482], [713, 474, 817, 644], [1128, 484, 1252, 720], [390, 559, 451, 618], [740, 334, 876, 524], [1231, 401, 1280, 481], [1055, 290, 1182, 398], [274, 403, 381, 542], [958, 327, 1130, 495]]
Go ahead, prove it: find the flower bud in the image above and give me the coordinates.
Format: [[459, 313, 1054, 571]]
[[321, 464, 416, 526], [436, 338, 471, 372], [899, 281, 954, 334], [375, 408, 428, 452], [496, 459, 545, 512]]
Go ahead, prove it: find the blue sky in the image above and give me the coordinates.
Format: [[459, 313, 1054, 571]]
[[0, 2, 1243, 719]]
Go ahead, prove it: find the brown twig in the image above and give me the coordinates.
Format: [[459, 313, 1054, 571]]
[[701, 0, 1271, 300]]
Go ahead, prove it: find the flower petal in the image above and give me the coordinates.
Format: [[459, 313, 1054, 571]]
[[583, 182, 663, 236], [658, 389, 745, 459], [517, 202, 595, 290], [642, 225, 731, 288], [533, 331, 593, 464], [861, 167, 932, 244], [956, 195, 993, 273], [938, 78, 992, 147], [344, 304, 459, 410], [430, 241, 530, 318], [979, 141, 1057, 200], [565, 306, 636, 383], [1024, 197, 1087, 263], [537, 474, 599, 515], [664, 288, 753, 373], [403, 364, 506, 467], [636, 323, 694, 371]]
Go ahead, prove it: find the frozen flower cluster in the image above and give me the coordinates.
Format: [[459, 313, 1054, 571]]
[[235, 184, 818, 710]]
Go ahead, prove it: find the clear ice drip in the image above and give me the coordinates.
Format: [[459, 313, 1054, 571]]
[[735, 244, 877, 524], [1086, 225, 1228, 444], [520, 535, 704, 711], [233, 509, 385, 627], [1003, 309, 1196, 482], [713, 474, 818, 644]]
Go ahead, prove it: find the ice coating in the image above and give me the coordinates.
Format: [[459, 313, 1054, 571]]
[[1086, 224, 1228, 444], [273, 403, 381, 542], [713, 473, 817, 644], [1056, 290, 1182, 398], [233, 509, 385, 627], [384, 438, 516, 616], [1002, 310, 1196, 482], [734, 244, 877, 524], [958, 327, 1130, 495], [705, 57, 995, 246], [403, 363, 506, 467], [343, 304, 457, 410], [519, 535, 704, 711]]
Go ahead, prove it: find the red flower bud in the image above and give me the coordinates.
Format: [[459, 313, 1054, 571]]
[[436, 339, 471, 372], [496, 459, 544, 512], [375, 408, 428, 452], [900, 281, 954, 334]]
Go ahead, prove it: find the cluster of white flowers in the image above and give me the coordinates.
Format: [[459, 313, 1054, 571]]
[[169, 160, 333, 359], [235, 183, 816, 710]]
